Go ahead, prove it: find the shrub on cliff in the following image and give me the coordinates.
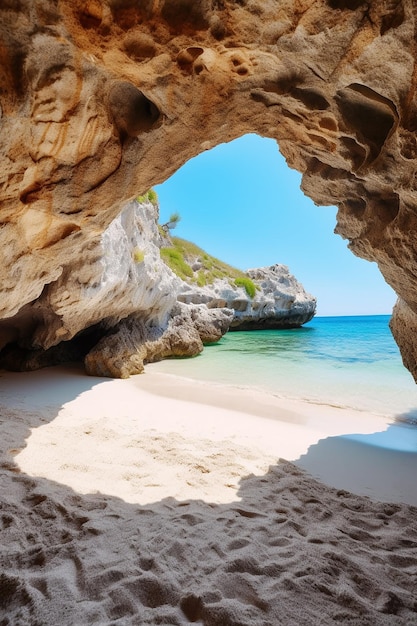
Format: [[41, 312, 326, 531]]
[[136, 189, 158, 205], [161, 238, 244, 284], [234, 276, 256, 298], [160, 247, 193, 280], [160, 237, 259, 294], [132, 248, 145, 263]]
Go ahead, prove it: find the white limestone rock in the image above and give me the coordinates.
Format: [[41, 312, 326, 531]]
[[177, 264, 316, 330], [16, 199, 181, 350], [0, 198, 233, 377], [0, 193, 313, 377]]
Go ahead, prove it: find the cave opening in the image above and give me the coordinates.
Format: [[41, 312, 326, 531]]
[[150, 134, 417, 416], [155, 133, 396, 318]]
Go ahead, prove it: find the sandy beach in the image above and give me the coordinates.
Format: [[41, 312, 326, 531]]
[[1, 365, 417, 624]]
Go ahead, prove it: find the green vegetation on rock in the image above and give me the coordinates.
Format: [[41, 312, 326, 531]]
[[160, 245, 194, 280], [234, 276, 257, 298], [161, 237, 257, 294], [168, 212, 181, 226], [196, 270, 207, 287], [136, 189, 158, 205], [158, 224, 167, 238], [132, 248, 145, 264]]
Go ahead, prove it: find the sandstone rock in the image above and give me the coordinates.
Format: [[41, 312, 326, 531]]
[[1, 2, 417, 379], [390, 299, 417, 382], [85, 302, 232, 378]]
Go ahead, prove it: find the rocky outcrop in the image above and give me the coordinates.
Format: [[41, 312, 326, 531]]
[[234, 266, 316, 330], [85, 302, 233, 378], [187, 303, 234, 344], [178, 265, 316, 330], [0, 197, 232, 376], [0, 196, 179, 354], [1, 3, 417, 379], [12, 198, 179, 352], [390, 299, 417, 381]]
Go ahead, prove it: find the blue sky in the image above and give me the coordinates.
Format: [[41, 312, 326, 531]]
[[155, 134, 396, 317]]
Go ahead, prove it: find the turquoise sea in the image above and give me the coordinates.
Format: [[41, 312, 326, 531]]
[[151, 315, 417, 421]]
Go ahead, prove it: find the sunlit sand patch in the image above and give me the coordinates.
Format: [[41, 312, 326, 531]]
[[18, 419, 277, 504], [15, 371, 394, 505]]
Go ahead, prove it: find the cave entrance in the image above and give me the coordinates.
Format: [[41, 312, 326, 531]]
[[150, 134, 417, 416], [155, 134, 396, 317]]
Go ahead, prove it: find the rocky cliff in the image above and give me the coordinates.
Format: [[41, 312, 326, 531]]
[[0, 197, 232, 377], [232, 266, 316, 330], [0, 191, 313, 375], [164, 237, 316, 329], [1, 2, 417, 379]]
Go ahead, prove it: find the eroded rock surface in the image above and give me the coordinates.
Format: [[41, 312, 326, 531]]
[[179, 265, 316, 330], [1, 2, 417, 377], [85, 302, 233, 378], [16, 198, 178, 352], [0, 195, 232, 376]]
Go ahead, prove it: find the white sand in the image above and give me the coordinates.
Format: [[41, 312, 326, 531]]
[[1, 365, 417, 625]]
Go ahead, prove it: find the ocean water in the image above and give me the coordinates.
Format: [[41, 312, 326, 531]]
[[150, 315, 417, 420]]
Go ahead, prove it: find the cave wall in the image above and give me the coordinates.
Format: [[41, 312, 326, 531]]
[[1, 1, 417, 377]]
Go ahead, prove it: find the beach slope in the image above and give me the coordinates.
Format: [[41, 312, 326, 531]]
[[1, 366, 416, 625]]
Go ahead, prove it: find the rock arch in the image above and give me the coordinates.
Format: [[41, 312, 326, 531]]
[[1, 1, 417, 378]]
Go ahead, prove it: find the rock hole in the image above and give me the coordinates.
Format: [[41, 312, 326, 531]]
[[123, 33, 157, 62], [108, 81, 161, 138], [308, 157, 350, 181], [161, 0, 210, 32], [194, 62, 205, 75], [281, 107, 304, 123], [372, 192, 400, 225], [319, 116, 338, 132], [80, 12, 101, 29], [176, 47, 204, 73], [399, 135, 417, 160], [262, 70, 302, 96], [306, 132, 336, 150], [403, 108, 417, 133], [340, 136, 367, 170], [20, 189, 41, 205], [291, 87, 330, 111], [344, 198, 366, 218], [0, 573, 20, 609], [336, 84, 398, 164], [0, 45, 27, 101], [328, 0, 367, 9], [380, 1, 405, 35], [210, 18, 227, 40], [80, 1, 102, 29], [111, 3, 146, 30]]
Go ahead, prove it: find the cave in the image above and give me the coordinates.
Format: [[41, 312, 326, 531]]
[[1, 1, 417, 379], [2, 5, 417, 624]]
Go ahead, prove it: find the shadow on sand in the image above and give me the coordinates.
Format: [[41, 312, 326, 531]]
[[295, 420, 417, 506], [0, 366, 417, 625]]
